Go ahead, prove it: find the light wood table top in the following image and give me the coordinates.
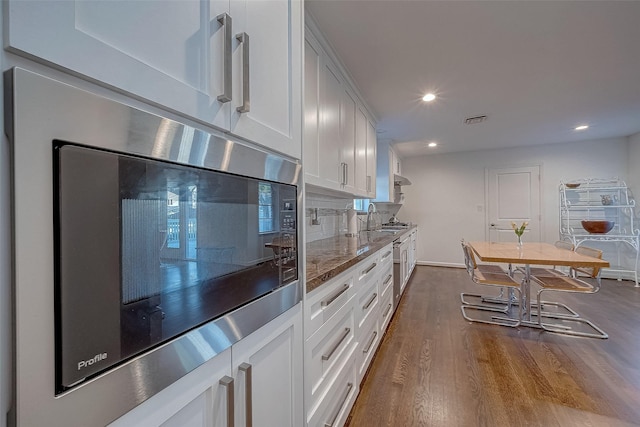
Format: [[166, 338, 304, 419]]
[[468, 241, 610, 268]]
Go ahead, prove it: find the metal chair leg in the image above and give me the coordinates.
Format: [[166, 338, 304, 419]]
[[535, 290, 607, 339]]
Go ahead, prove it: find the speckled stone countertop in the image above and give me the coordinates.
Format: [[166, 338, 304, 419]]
[[306, 226, 417, 293]]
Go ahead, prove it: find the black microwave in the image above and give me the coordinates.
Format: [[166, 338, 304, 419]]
[[54, 141, 298, 391]]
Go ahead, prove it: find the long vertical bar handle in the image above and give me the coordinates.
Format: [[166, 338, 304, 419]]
[[236, 32, 250, 113], [239, 362, 253, 427], [216, 13, 232, 103], [219, 376, 235, 427]]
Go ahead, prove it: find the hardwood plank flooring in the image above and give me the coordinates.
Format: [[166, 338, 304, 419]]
[[346, 265, 640, 427]]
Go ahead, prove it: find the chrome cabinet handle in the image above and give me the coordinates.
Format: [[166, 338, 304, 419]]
[[382, 250, 391, 260], [345, 163, 348, 185], [239, 363, 252, 427], [363, 330, 377, 354], [324, 382, 353, 427], [321, 284, 349, 307], [363, 292, 377, 310], [236, 32, 250, 113], [366, 175, 371, 192], [340, 162, 347, 185], [383, 303, 392, 318], [383, 274, 392, 286], [362, 262, 377, 276], [219, 376, 235, 427], [322, 327, 350, 361], [216, 13, 232, 103]]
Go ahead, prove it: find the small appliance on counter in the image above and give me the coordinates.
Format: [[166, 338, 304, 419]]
[[345, 207, 359, 236]]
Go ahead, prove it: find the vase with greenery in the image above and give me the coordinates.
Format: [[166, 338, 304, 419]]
[[511, 221, 528, 246]]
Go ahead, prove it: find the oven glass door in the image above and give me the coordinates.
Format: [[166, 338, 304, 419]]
[[54, 141, 297, 391]]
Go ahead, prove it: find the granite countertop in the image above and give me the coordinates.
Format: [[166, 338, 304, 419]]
[[306, 226, 417, 293]]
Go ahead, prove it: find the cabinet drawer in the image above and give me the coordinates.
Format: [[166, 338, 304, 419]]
[[356, 273, 379, 331], [379, 245, 393, 270], [305, 302, 356, 413], [305, 269, 355, 339], [356, 313, 380, 384], [379, 266, 393, 298], [379, 286, 394, 334], [307, 355, 357, 427], [356, 257, 379, 284]]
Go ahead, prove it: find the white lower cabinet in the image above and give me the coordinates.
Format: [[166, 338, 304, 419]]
[[305, 302, 356, 419], [307, 355, 358, 427], [304, 243, 394, 427], [409, 229, 418, 274], [356, 313, 380, 384], [379, 265, 394, 334], [231, 304, 304, 427], [109, 348, 232, 427], [109, 304, 302, 427]]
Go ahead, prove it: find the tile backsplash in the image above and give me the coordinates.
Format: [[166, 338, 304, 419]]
[[305, 193, 353, 242], [305, 192, 400, 242]]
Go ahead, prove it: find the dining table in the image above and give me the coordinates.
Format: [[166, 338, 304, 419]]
[[468, 241, 610, 325]]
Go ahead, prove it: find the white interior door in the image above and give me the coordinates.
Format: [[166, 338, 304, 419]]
[[487, 166, 541, 243]]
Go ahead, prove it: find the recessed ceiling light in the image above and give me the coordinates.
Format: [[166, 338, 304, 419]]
[[428, 142, 437, 148], [422, 93, 436, 102], [575, 125, 589, 131]]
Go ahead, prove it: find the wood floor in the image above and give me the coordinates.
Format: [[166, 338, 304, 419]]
[[345, 265, 640, 427]]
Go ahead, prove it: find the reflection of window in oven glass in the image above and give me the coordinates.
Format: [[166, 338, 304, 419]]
[[165, 184, 198, 259], [166, 186, 180, 249], [259, 182, 276, 233]]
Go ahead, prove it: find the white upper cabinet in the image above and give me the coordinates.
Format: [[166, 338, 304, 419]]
[[228, 0, 302, 157], [304, 36, 322, 181], [317, 60, 344, 191], [341, 88, 357, 194], [366, 117, 377, 198], [374, 143, 394, 202], [7, 0, 302, 159], [354, 107, 369, 196], [303, 21, 377, 197], [390, 147, 402, 176]]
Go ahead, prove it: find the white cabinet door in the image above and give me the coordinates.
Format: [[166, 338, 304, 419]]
[[366, 118, 377, 198], [303, 36, 322, 183], [229, 0, 302, 158], [8, 0, 230, 129], [340, 89, 357, 194], [7, 0, 301, 160], [231, 304, 303, 427], [318, 61, 344, 191], [354, 107, 369, 197], [109, 348, 232, 427], [390, 148, 402, 176]]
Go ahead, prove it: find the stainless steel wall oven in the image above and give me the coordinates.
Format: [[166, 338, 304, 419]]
[[6, 68, 301, 426]]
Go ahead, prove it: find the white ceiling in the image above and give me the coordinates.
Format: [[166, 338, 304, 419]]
[[305, 0, 640, 158]]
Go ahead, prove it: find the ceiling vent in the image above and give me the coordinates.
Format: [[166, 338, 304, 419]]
[[464, 115, 487, 125]]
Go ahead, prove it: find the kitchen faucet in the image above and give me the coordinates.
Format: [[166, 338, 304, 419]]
[[366, 202, 377, 231]]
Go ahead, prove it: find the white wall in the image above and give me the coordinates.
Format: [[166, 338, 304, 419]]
[[627, 131, 640, 198], [400, 137, 629, 267]]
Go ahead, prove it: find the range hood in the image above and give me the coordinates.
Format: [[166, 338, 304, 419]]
[[393, 174, 412, 186]]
